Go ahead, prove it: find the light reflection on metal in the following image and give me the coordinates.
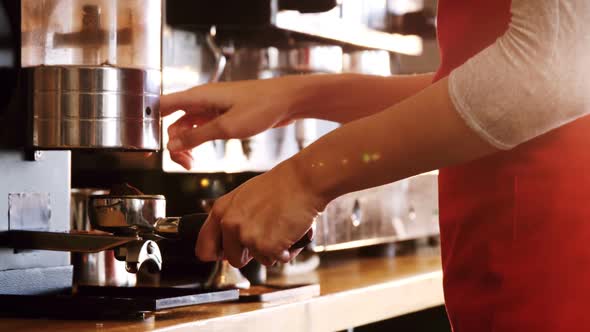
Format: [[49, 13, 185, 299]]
[[200, 178, 210, 188], [312, 237, 400, 252], [311, 174, 439, 252], [276, 11, 423, 56]]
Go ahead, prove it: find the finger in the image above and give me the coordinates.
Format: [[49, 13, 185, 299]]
[[168, 120, 192, 139], [195, 196, 233, 260], [170, 151, 193, 170], [160, 85, 231, 117], [196, 194, 235, 261], [248, 247, 276, 267], [221, 218, 250, 268], [168, 114, 214, 138], [244, 248, 254, 262], [288, 248, 303, 261], [166, 115, 203, 168], [251, 237, 290, 264], [224, 248, 252, 262], [274, 119, 294, 128], [195, 213, 222, 261], [168, 115, 235, 152], [160, 88, 205, 117], [277, 250, 291, 264]]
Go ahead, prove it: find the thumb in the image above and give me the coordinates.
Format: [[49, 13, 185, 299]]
[[195, 193, 234, 261], [195, 213, 222, 261]]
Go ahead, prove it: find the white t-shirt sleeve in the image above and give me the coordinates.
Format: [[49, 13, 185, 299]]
[[448, 0, 590, 149]]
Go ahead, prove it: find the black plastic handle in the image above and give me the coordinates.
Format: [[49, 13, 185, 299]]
[[290, 230, 313, 250], [177, 213, 312, 252], [177, 213, 209, 245]]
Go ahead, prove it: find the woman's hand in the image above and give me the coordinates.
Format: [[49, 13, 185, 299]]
[[160, 79, 298, 170], [160, 74, 436, 169], [195, 161, 325, 268]]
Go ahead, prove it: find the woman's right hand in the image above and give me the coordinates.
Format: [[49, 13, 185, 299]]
[[160, 79, 298, 169]]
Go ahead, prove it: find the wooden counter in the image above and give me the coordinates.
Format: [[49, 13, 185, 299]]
[[1, 250, 444, 332]]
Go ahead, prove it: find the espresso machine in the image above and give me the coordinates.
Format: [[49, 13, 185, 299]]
[[0, 0, 161, 293], [0, 0, 245, 318], [0, 0, 438, 317]]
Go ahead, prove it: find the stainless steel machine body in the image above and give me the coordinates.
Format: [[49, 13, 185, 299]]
[[22, 0, 163, 150], [89, 194, 166, 232], [0, 151, 72, 295], [71, 188, 137, 288], [30, 66, 161, 150], [0, 0, 439, 299], [0, 0, 163, 295], [311, 173, 439, 252]]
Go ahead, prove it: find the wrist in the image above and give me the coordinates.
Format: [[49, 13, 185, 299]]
[[286, 153, 334, 212], [279, 75, 312, 121], [274, 156, 332, 213], [279, 74, 344, 121]]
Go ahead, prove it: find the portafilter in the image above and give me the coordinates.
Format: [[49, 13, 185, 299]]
[[88, 194, 313, 266]]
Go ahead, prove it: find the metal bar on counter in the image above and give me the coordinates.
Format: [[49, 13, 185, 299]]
[[0, 230, 138, 253]]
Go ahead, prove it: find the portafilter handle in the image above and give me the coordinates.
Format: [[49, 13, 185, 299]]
[[154, 213, 313, 253]]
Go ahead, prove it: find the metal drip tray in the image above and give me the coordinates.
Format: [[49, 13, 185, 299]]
[[0, 286, 239, 320]]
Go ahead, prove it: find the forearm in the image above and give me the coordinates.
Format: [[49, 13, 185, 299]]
[[287, 77, 497, 208], [287, 73, 434, 123]]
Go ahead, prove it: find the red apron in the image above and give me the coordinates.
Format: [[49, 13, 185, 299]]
[[435, 1, 590, 331]]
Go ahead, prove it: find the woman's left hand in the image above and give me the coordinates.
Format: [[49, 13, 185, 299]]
[[195, 162, 325, 268]]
